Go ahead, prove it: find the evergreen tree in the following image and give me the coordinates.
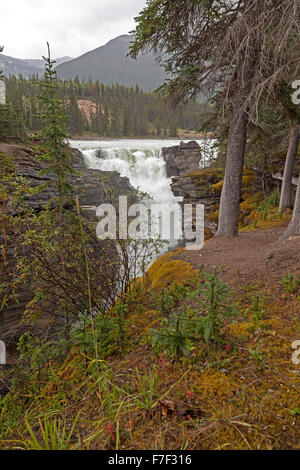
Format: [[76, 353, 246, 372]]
[[36, 43, 76, 207], [0, 45, 3, 81], [130, 0, 299, 237], [4, 71, 208, 138]]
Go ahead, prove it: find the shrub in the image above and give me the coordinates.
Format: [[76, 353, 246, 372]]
[[281, 273, 300, 294], [150, 268, 237, 357]]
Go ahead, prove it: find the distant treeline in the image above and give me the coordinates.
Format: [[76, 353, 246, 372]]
[[3, 75, 211, 139]]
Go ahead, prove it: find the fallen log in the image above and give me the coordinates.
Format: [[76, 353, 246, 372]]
[[271, 172, 299, 186], [250, 166, 299, 187]]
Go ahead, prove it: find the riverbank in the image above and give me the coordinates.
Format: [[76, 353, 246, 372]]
[[69, 132, 214, 141]]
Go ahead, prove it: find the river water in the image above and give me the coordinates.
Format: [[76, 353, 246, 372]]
[[69, 139, 215, 205]]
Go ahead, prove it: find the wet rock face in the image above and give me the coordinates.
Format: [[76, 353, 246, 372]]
[[162, 141, 201, 177], [71, 148, 133, 209], [95, 149, 104, 159]]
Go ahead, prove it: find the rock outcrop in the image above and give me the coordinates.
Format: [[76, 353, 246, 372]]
[[170, 168, 224, 236], [0, 143, 132, 212], [162, 141, 201, 177], [0, 143, 133, 341]]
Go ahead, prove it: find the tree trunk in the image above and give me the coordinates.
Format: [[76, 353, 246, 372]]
[[215, 104, 248, 237], [280, 172, 300, 240], [279, 125, 299, 213]]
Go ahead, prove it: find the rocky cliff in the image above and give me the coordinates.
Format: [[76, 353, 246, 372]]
[[162, 141, 201, 177], [0, 143, 133, 341], [0, 143, 132, 212], [171, 168, 223, 237], [161, 140, 222, 237]]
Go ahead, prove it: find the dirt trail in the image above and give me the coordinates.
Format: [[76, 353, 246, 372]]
[[176, 222, 300, 289]]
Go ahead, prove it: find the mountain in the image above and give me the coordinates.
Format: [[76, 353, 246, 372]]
[[22, 57, 73, 70], [55, 35, 167, 91], [0, 54, 72, 78], [0, 35, 167, 90]]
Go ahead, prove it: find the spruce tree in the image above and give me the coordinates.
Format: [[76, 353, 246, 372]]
[[0, 45, 5, 141], [0, 45, 3, 80], [36, 43, 76, 207], [3, 70, 207, 139], [130, 0, 299, 237]]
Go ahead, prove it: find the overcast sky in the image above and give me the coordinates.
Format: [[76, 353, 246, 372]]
[[1, 0, 147, 59]]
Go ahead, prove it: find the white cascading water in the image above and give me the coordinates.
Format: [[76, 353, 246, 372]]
[[70, 139, 213, 205], [71, 140, 179, 204], [70, 139, 215, 263]]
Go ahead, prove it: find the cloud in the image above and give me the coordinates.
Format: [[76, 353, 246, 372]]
[[1, 0, 146, 58]]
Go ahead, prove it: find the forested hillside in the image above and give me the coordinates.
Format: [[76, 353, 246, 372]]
[[3, 75, 209, 139], [55, 35, 167, 91]]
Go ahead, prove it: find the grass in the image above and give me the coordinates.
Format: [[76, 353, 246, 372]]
[[19, 413, 81, 450], [1, 263, 299, 450]]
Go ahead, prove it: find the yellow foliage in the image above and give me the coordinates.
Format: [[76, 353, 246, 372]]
[[210, 169, 256, 194], [240, 192, 264, 212], [130, 249, 196, 295], [227, 321, 253, 337], [184, 167, 224, 180], [204, 228, 213, 240], [240, 208, 290, 232], [207, 209, 219, 222], [147, 258, 197, 290], [211, 179, 224, 192], [241, 170, 256, 187], [190, 369, 238, 401], [183, 168, 224, 188], [129, 310, 161, 338]]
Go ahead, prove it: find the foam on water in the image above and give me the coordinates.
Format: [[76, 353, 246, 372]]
[[70, 139, 214, 205]]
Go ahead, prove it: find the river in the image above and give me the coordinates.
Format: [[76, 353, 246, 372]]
[[69, 139, 215, 205]]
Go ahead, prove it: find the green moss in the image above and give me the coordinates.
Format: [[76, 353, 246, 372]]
[[183, 168, 224, 188], [0, 151, 16, 175]]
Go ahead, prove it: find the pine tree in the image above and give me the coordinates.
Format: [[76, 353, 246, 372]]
[[130, 0, 299, 237], [0, 45, 6, 141], [36, 43, 76, 207], [4, 71, 207, 139], [0, 45, 3, 81]]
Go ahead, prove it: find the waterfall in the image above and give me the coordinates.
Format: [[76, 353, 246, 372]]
[[71, 139, 190, 252], [70, 139, 181, 204], [70, 139, 215, 250], [70, 139, 215, 267]]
